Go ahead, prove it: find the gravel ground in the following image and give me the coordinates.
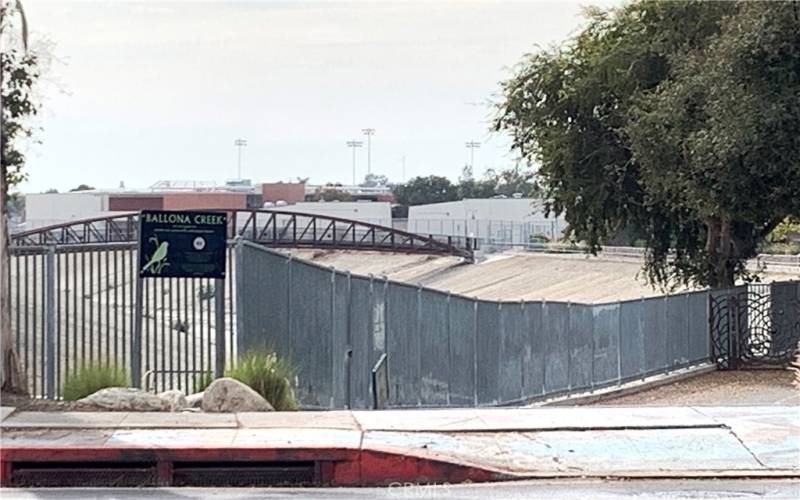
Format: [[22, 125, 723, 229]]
[[589, 369, 800, 406]]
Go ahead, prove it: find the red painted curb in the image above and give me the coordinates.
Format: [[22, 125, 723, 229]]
[[0, 445, 504, 487]]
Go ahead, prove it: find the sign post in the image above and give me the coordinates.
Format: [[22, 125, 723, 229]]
[[134, 210, 228, 388]]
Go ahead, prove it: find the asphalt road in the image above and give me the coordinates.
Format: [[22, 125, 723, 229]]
[[3, 480, 800, 500]]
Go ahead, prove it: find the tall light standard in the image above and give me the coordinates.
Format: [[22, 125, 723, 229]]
[[234, 138, 247, 179], [346, 140, 363, 185], [362, 128, 375, 175], [465, 141, 481, 170]]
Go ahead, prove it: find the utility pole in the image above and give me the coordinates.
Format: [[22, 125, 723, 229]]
[[234, 138, 247, 179], [465, 141, 481, 170], [346, 140, 363, 185], [362, 128, 375, 175]]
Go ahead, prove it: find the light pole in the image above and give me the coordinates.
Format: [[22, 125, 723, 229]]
[[234, 138, 247, 179], [465, 141, 481, 170], [362, 128, 375, 175], [346, 140, 363, 185]]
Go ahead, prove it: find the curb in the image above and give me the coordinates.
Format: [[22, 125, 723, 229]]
[[540, 364, 717, 407]]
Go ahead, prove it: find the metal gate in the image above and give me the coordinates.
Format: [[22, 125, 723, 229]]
[[710, 282, 800, 369]]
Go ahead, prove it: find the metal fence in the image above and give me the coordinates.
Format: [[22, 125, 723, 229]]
[[236, 241, 713, 409], [8, 243, 237, 398]]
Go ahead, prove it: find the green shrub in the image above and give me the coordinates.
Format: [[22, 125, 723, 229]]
[[225, 351, 298, 411], [62, 362, 129, 401], [193, 371, 214, 394]]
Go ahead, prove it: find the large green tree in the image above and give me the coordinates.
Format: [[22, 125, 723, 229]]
[[495, 0, 799, 288], [1, 0, 38, 392]]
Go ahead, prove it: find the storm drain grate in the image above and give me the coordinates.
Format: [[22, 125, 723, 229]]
[[171, 461, 318, 487], [9, 461, 158, 487]]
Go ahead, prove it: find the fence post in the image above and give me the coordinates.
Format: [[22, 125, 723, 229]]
[[472, 299, 478, 407], [44, 246, 56, 399], [132, 268, 144, 389], [214, 277, 226, 378], [344, 271, 352, 409]]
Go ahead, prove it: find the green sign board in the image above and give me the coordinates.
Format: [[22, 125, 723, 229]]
[[138, 210, 227, 279]]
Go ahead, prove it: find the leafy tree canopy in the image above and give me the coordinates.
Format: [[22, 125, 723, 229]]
[[495, 0, 800, 288], [69, 184, 94, 192]]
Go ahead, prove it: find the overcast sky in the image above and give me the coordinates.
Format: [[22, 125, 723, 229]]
[[18, 0, 616, 193]]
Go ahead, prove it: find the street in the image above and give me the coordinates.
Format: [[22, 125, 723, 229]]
[[2, 480, 800, 500]]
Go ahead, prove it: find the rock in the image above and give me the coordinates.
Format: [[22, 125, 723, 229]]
[[186, 391, 204, 409], [202, 378, 274, 412], [158, 390, 187, 412], [79, 387, 169, 411]]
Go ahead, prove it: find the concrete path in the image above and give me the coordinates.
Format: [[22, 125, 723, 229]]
[[1, 406, 798, 485]]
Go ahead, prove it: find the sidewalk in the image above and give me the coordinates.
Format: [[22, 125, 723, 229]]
[[1, 406, 798, 486]]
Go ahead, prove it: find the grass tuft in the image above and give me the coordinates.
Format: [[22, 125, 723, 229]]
[[62, 362, 129, 401]]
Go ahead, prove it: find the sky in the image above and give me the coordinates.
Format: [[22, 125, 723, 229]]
[[18, 0, 616, 193]]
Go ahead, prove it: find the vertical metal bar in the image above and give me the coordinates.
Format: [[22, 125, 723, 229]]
[[191, 277, 197, 393], [227, 247, 234, 365], [214, 278, 226, 378], [80, 251, 86, 366], [32, 254, 38, 395], [472, 299, 478, 407], [344, 271, 351, 409], [132, 271, 144, 389], [167, 278, 174, 391], [14, 252, 20, 353], [72, 251, 77, 375], [54, 250, 61, 397], [45, 247, 56, 399], [206, 278, 212, 383], [183, 278, 190, 392], [113, 249, 118, 366], [160, 277, 166, 392], [88, 250, 95, 362], [105, 248, 111, 364]]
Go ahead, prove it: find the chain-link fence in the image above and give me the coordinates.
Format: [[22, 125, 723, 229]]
[[236, 241, 715, 409]]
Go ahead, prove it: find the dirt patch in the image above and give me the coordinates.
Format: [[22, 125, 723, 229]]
[[590, 369, 800, 406], [0, 391, 107, 412]]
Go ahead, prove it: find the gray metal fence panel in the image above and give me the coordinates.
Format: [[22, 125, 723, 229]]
[[522, 301, 545, 399], [592, 303, 621, 386], [475, 301, 501, 405], [498, 302, 525, 403], [568, 304, 594, 391], [286, 257, 334, 408], [643, 296, 669, 373], [348, 275, 376, 409], [418, 289, 450, 406], [385, 283, 420, 406], [446, 295, 476, 406], [619, 300, 645, 379], [666, 294, 689, 367], [542, 301, 569, 394], [687, 291, 709, 361], [330, 273, 350, 408]]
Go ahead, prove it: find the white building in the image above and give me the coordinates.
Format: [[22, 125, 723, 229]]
[[407, 198, 567, 243], [23, 192, 111, 230], [265, 201, 392, 227]]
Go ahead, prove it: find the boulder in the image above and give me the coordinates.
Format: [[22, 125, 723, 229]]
[[79, 387, 170, 411], [158, 389, 187, 412], [185, 391, 204, 409], [202, 378, 274, 412]]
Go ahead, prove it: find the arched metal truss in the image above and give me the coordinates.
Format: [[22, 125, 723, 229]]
[[11, 210, 475, 261]]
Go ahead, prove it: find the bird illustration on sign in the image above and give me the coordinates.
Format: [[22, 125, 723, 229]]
[[141, 236, 170, 275]]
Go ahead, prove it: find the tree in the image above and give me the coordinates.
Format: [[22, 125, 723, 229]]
[[69, 184, 94, 192], [1, 0, 38, 392], [359, 173, 388, 188], [456, 166, 496, 199], [393, 175, 459, 206], [308, 184, 353, 202], [495, 1, 799, 289]]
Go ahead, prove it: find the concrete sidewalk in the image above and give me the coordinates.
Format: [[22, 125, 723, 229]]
[[1, 406, 798, 486]]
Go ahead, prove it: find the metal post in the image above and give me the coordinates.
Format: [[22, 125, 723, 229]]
[[44, 246, 56, 399], [214, 277, 226, 378], [132, 272, 144, 388]]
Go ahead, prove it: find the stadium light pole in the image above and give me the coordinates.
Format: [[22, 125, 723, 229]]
[[465, 141, 481, 170], [346, 140, 363, 185], [234, 138, 247, 179], [362, 128, 375, 175]]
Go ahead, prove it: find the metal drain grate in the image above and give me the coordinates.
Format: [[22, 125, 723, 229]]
[[172, 461, 317, 487], [9, 461, 158, 487]]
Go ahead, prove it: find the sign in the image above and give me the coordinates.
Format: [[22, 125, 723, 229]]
[[138, 210, 227, 279]]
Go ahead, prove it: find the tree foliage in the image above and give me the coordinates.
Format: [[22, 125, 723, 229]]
[[495, 1, 800, 288]]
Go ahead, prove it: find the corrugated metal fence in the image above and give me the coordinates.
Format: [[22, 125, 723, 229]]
[[236, 241, 712, 409]]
